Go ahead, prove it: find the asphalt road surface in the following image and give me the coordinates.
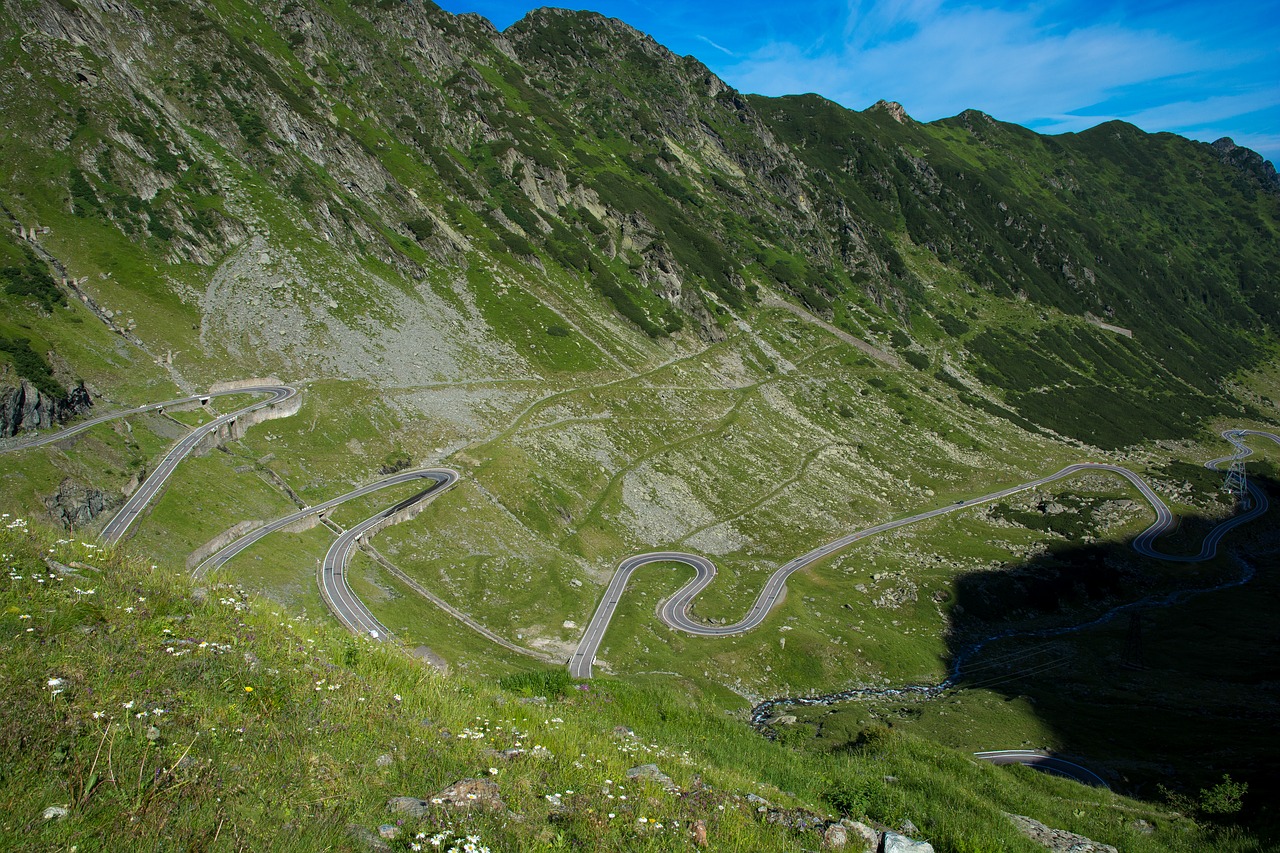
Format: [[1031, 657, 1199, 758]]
[[192, 468, 458, 578], [0, 384, 297, 543], [0, 386, 292, 452], [570, 430, 1279, 678], [196, 468, 459, 641], [973, 750, 1109, 787], [99, 385, 297, 543], [8, 383, 1275, 673], [3, 380, 464, 643]]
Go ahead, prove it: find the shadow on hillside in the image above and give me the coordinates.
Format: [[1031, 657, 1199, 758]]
[[940, 472, 1280, 837]]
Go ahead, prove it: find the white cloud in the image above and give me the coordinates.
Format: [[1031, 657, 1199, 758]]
[[725, 2, 1203, 122]]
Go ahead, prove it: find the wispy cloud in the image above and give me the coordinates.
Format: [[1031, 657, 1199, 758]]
[[716, 0, 1278, 161], [695, 34, 738, 57], [1035, 90, 1280, 136], [726, 3, 1202, 119]]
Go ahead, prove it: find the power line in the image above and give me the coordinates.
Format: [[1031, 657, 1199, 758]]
[[1224, 459, 1248, 502]]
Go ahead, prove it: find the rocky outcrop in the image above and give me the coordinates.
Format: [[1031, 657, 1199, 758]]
[[0, 377, 91, 437], [388, 778, 506, 814], [870, 100, 913, 125], [1007, 813, 1118, 853], [881, 831, 935, 852], [1212, 138, 1280, 193], [44, 477, 119, 530], [626, 763, 679, 793]]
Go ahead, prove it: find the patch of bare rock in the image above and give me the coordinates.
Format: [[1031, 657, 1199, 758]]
[[1007, 813, 1118, 852]]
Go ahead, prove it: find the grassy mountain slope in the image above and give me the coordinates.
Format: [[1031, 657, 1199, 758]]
[[2, 521, 1267, 852]]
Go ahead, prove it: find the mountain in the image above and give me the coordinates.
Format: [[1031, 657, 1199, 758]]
[[1, 1, 1279, 849], [1, 1, 1276, 446]]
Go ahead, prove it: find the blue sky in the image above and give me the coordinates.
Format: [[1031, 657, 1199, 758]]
[[435, 0, 1280, 165]]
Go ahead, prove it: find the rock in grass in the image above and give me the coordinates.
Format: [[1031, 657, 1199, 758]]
[[627, 763, 678, 793], [388, 797, 429, 818], [41, 805, 69, 821], [823, 823, 848, 849], [881, 830, 935, 853], [374, 753, 393, 768], [346, 824, 392, 852], [433, 778, 505, 811], [840, 819, 879, 851], [378, 824, 401, 840], [1006, 814, 1118, 853]]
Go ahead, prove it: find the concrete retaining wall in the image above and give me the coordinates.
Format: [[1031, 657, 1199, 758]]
[[209, 377, 284, 394], [282, 512, 325, 535], [187, 519, 264, 570], [194, 390, 303, 455], [356, 487, 438, 541]]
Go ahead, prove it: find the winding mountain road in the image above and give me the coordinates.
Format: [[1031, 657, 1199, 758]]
[[308, 471, 456, 638], [192, 468, 457, 578], [0, 384, 297, 543], [3, 381, 466, 641], [1, 386, 288, 452], [101, 385, 297, 543], [195, 467, 459, 640], [6, 381, 1276, 680], [569, 430, 1279, 678]]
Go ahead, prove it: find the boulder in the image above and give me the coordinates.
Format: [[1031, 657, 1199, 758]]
[[44, 477, 118, 529], [347, 824, 392, 852], [387, 796, 429, 818], [432, 777, 505, 811], [841, 819, 880, 851], [626, 763, 678, 793], [881, 830, 934, 853]]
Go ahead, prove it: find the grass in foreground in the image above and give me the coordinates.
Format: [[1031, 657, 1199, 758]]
[[0, 517, 1265, 852]]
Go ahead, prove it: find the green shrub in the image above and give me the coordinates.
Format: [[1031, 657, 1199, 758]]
[[903, 350, 930, 370], [68, 169, 100, 216], [404, 217, 435, 242], [773, 722, 816, 748], [1, 251, 65, 313], [0, 336, 62, 398], [1187, 775, 1249, 816]]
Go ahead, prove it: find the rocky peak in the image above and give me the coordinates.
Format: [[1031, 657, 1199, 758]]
[[1211, 137, 1279, 193], [509, 7, 667, 55], [870, 99, 912, 124]]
